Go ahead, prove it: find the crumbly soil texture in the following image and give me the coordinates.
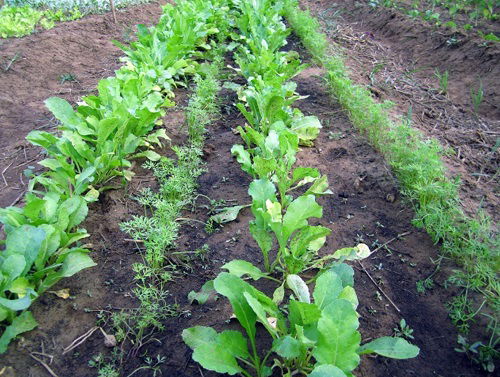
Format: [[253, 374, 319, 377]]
[[0, 1, 497, 377]]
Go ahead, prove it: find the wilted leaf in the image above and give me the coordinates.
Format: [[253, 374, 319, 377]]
[[210, 205, 250, 224]]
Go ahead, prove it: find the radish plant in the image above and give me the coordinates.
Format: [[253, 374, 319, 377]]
[[183, 263, 419, 377]]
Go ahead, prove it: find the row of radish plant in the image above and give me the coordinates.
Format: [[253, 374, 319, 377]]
[[182, 1, 419, 376], [0, 0, 228, 353]]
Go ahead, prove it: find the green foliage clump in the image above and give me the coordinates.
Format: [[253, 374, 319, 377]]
[[184, 263, 419, 376], [0, 5, 81, 38]]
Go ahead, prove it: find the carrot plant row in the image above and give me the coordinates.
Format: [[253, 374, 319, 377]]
[[183, 1, 419, 376], [0, 0, 227, 353]]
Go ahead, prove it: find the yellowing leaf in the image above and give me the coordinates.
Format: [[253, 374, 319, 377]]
[[355, 244, 371, 259], [49, 288, 70, 299]]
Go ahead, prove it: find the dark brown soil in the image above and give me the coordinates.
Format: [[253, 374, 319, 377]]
[[0, 3, 495, 377], [315, 0, 500, 120]]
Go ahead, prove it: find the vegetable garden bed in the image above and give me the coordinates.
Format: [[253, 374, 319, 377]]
[[0, 0, 497, 376]]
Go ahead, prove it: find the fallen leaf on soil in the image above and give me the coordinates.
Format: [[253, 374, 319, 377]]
[[49, 288, 70, 299]]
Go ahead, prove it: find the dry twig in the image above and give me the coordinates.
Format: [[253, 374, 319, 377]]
[[29, 354, 59, 377], [358, 261, 401, 313], [369, 231, 411, 257]]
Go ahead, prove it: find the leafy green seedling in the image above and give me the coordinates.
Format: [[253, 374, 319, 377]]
[[183, 264, 420, 377]]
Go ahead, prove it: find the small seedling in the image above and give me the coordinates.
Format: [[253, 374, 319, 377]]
[[470, 80, 484, 115], [455, 335, 497, 373], [2, 52, 20, 72], [394, 319, 415, 340], [369, 61, 385, 85], [328, 131, 345, 140], [416, 277, 434, 294], [434, 69, 449, 94], [59, 73, 77, 84], [446, 37, 460, 46]]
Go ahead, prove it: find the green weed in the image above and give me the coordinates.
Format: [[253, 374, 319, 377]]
[[394, 319, 415, 340], [470, 80, 484, 114], [434, 68, 449, 94]]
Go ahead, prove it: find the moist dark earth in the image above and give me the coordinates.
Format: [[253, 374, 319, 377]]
[[0, 1, 497, 376]]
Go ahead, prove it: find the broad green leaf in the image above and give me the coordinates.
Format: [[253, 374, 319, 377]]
[[45, 97, 85, 131], [26, 130, 59, 150], [309, 364, 348, 377], [8, 277, 32, 297], [295, 325, 316, 347], [231, 144, 254, 175], [338, 286, 359, 310], [291, 115, 322, 144], [1, 255, 26, 282], [248, 179, 276, 207], [249, 222, 273, 268], [0, 289, 36, 311], [55, 251, 96, 278], [0, 311, 38, 354], [222, 260, 267, 280], [97, 118, 119, 144], [332, 244, 371, 261], [192, 343, 242, 375], [0, 307, 8, 322], [289, 226, 331, 259], [328, 263, 355, 287], [133, 150, 162, 161], [219, 330, 250, 359], [5, 225, 46, 276], [358, 337, 420, 359], [264, 130, 280, 155], [252, 156, 276, 177], [188, 280, 216, 305], [273, 335, 301, 358], [272, 283, 285, 304], [182, 326, 217, 349], [282, 195, 322, 241], [292, 167, 319, 184], [243, 292, 278, 336], [287, 274, 310, 303], [144, 128, 170, 147], [265, 200, 282, 222], [304, 175, 333, 196], [59, 197, 88, 230], [314, 299, 361, 373], [39, 252, 96, 293], [74, 167, 96, 196], [313, 270, 343, 310], [289, 300, 321, 327], [214, 273, 257, 341]]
